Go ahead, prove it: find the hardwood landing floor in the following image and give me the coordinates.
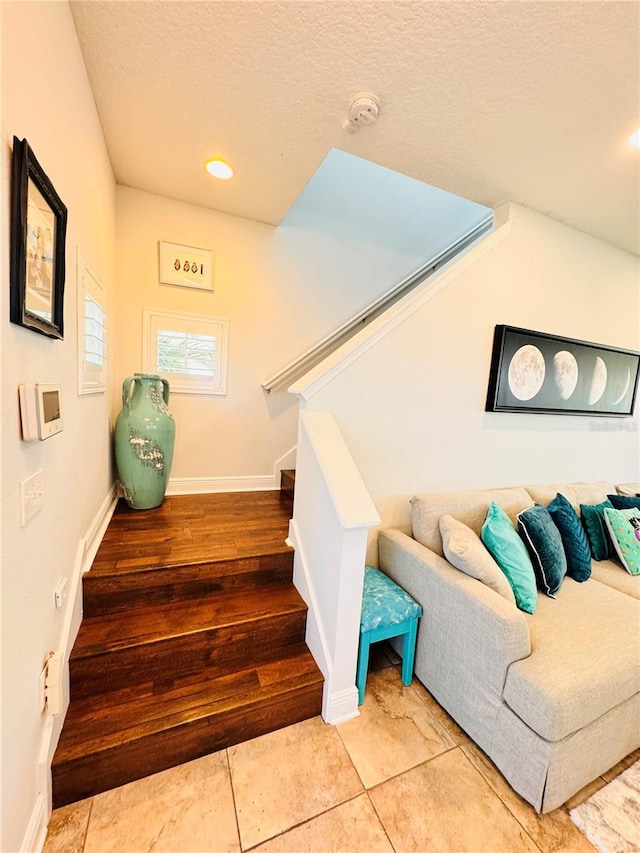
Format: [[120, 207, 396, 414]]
[[91, 490, 294, 573]]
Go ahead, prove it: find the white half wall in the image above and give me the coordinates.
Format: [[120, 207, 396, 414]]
[[296, 204, 640, 552], [1, 3, 116, 850]]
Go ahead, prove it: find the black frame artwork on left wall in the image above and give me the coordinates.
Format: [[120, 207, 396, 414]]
[[10, 136, 67, 339]]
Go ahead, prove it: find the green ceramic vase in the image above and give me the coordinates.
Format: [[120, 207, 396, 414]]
[[114, 373, 176, 510]]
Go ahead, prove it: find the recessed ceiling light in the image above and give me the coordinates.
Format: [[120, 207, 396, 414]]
[[628, 129, 640, 149], [206, 159, 234, 180]]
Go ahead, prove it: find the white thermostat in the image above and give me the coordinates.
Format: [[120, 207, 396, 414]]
[[19, 383, 63, 441]]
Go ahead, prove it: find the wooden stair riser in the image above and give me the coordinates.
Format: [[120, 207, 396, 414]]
[[70, 610, 308, 699], [83, 552, 294, 617], [52, 677, 322, 808]]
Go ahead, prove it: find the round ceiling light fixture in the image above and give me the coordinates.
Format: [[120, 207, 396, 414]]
[[206, 159, 234, 179], [628, 129, 640, 149]]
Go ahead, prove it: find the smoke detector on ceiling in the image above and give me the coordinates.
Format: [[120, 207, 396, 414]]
[[343, 93, 380, 134]]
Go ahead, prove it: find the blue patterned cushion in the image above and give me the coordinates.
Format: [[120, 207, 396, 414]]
[[360, 566, 422, 632], [547, 492, 592, 582]]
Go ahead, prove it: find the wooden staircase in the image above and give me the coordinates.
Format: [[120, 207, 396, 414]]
[[52, 487, 322, 808]]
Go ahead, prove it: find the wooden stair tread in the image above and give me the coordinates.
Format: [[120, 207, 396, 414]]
[[88, 544, 293, 578], [71, 585, 306, 659], [54, 647, 321, 764]]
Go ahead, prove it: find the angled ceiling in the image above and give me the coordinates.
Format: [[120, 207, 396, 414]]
[[70, 0, 639, 255]]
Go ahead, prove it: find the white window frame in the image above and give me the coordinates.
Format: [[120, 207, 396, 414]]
[[142, 308, 229, 395], [77, 251, 107, 395]]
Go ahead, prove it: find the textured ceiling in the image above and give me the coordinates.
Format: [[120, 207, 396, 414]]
[[70, 0, 639, 254]]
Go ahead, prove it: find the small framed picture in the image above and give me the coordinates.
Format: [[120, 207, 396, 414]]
[[10, 137, 67, 339], [486, 325, 640, 417], [159, 241, 214, 292]]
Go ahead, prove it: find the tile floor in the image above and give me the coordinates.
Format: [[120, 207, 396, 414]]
[[44, 644, 638, 853]]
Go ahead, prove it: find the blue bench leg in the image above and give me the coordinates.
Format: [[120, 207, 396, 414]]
[[401, 617, 419, 686], [357, 631, 371, 705]]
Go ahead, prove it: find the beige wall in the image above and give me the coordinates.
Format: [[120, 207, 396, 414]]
[[115, 188, 300, 480], [301, 204, 640, 534], [115, 186, 439, 481], [1, 3, 116, 849]]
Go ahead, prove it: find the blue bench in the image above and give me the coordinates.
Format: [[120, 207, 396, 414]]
[[357, 565, 423, 705]]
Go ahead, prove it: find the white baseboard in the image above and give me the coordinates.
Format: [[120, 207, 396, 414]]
[[323, 687, 360, 725], [28, 483, 118, 853], [20, 794, 46, 853], [167, 475, 276, 494], [289, 519, 360, 725], [274, 446, 297, 483]]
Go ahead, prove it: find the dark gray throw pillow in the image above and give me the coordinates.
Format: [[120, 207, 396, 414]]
[[517, 504, 567, 597]]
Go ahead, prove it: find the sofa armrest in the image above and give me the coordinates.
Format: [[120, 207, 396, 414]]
[[378, 529, 531, 707]]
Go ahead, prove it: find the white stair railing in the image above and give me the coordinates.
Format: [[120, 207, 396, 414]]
[[287, 410, 380, 724], [261, 214, 493, 393]]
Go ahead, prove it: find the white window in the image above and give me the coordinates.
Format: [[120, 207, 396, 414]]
[[143, 309, 229, 395], [77, 252, 107, 395]]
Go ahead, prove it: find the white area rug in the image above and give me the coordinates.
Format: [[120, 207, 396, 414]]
[[570, 760, 640, 853]]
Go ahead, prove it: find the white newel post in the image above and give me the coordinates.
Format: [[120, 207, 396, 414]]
[[288, 410, 380, 724]]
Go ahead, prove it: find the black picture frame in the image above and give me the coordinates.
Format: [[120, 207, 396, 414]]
[[486, 325, 640, 417], [10, 136, 67, 339]]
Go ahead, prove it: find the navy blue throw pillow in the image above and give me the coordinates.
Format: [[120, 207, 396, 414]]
[[547, 493, 592, 582], [607, 494, 640, 511], [517, 504, 567, 597]]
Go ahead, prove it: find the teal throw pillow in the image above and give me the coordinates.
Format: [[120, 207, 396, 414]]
[[607, 494, 640, 511], [547, 493, 592, 582], [481, 502, 537, 614], [581, 500, 614, 561], [517, 505, 567, 597], [603, 508, 640, 575]]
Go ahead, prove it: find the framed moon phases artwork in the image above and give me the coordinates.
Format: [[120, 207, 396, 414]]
[[485, 326, 640, 417]]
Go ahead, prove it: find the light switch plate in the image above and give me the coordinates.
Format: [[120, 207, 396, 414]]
[[20, 468, 44, 527]]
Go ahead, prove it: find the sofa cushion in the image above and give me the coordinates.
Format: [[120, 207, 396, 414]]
[[547, 492, 592, 582], [604, 507, 640, 575], [411, 487, 533, 556], [517, 505, 567, 596], [503, 579, 640, 741], [616, 483, 640, 497], [525, 481, 616, 512], [591, 561, 640, 600], [481, 502, 537, 614], [581, 500, 615, 560], [439, 514, 516, 605]]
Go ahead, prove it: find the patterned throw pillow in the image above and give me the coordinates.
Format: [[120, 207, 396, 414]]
[[481, 502, 537, 614], [603, 508, 640, 575], [517, 504, 567, 597], [547, 493, 592, 582], [580, 500, 614, 561]]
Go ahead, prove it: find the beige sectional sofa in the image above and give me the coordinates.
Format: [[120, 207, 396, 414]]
[[378, 480, 640, 813]]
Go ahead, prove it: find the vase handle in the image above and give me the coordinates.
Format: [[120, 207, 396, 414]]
[[121, 376, 135, 410], [160, 377, 170, 405]]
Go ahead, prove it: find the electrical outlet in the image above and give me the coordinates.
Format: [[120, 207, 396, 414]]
[[20, 468, 45, 527], [55, 578, 68, 609]]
